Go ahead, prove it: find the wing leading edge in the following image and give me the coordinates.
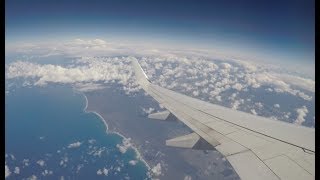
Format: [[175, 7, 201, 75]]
[[132, 59, 315, 180]]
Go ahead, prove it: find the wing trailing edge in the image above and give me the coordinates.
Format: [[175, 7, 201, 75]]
[[166, 132, 217, 150]]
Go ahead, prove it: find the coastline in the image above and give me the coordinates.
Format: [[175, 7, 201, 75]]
[[77, 88, 239, 180], [79, 91, 152, 171]]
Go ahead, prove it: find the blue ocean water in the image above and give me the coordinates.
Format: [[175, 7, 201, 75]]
[[5, 86, 149, 179]]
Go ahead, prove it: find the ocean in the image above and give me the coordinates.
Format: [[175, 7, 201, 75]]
[[5, 85, 150, 179]]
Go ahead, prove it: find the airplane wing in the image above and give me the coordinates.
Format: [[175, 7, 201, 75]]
[[132, 60, 315, 180]]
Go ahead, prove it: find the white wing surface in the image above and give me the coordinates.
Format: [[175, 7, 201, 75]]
[[132, 60, 315, 180]]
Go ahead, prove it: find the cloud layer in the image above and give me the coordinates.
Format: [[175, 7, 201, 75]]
[[5, 39, 315, 127]]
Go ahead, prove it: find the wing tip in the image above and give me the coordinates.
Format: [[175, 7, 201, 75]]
[[132, 59, 151, 88]]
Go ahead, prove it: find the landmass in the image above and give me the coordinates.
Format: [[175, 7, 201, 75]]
[[84, 87, 239, 180]]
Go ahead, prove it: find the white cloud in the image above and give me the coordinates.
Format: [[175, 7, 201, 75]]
[[102, 168, 109, 176], [91, 147, 106, 157], [141, 107, 155, 115], [74, 82, 106, 92], [184, 175, 192, 180], [151, 163, 162, 176], [231, 100, 241, 110], [27, 175, 38, 180], [294, 106, 308, 125], [97, 168, 108, 176], [5, 39, 314, 128], [255, 102, 263, 109], [250, 109, 257, 115], [192, 90, 199, 96], [88, 139, 96, 144], [5, 165, 11, 178], [41, 169, 53, 176], [116, 138, 132, 154], [129, 160, 138, 166], [274, 104, 280, 108], [220, 63, 232, 69], [215, 96, 222, 102], [14, 167, 20, 174], [232, 83, 243, 91], [22, 159, 30, 167], [68, 141, 82, 149], [59, 156, 69, 167], [273, 73, 315, 92], [37, 160, 45, 167]]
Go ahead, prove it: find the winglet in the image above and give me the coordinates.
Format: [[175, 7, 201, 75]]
[[132, 59, 151, 90]]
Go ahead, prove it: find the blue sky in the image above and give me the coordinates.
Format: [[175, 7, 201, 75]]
[[6, 0, 314, 64]]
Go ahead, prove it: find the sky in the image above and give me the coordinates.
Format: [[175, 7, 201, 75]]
[[5, 0, 314, 65]]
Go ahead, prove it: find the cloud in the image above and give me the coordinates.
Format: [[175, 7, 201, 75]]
[[91, 147, 106, 157], [5, 165, 11, 178], [67, 141, 82, 149], [41, 169, 53, 176], [97, 168, 108, 176], [14, 167, 20, 174], [250, 109, 257, 115], [59, 157, 69, 167], [273, 73, 315, 92], [294, 106, 308, 125], [27, 175, 38, 180], [129, 160, 138, 166], [88, 139, 96, 144], [220, 63, 232, 69], [74, 83, 106, 92], [231, 100, 242, 110], [151, 163, 162, 176], [232, 83, 243, 91], [255, 102, 263, 109], [184, 175, 192, 180], [116, 138, 132, 154], [274, 104, 280, 108], [36, 160, 45, 167], [22, 159, 30, 167], [215, 96, 222, 102], [141, 107, 155, 115], [5, 39, 314, 127]]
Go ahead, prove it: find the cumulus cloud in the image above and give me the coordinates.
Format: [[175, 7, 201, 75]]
[[5, 165, 11, 178], [255, 102, 263, 109], [220, 63, 232, 69], [67, 141, 82, 149], [22, 159, 30, 167], [14, 167, 20, 174], [41, 169, 53, 176], [273, 73, 315, 92], [59, 157, 69, 167], [232, 83, 243, 91], [116, 138, 132, 154], [250, 109, 257, 115], [294, 106, 308, 125], [151, 163, 162, 176], [5, 39, 314, 127], [129, 160, 138, 166], [27, 175, 38, 180], [37, 160, 45, 167], [88, 139, 96, 144], [141, 107, 155, 115], [274, 104, 280, 108], [74, 82, 106, 92], [231, 100, 242, 110], [97, 168, 108, 176]]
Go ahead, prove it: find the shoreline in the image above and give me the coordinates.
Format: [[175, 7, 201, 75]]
[[78, 91, 152, 171]]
